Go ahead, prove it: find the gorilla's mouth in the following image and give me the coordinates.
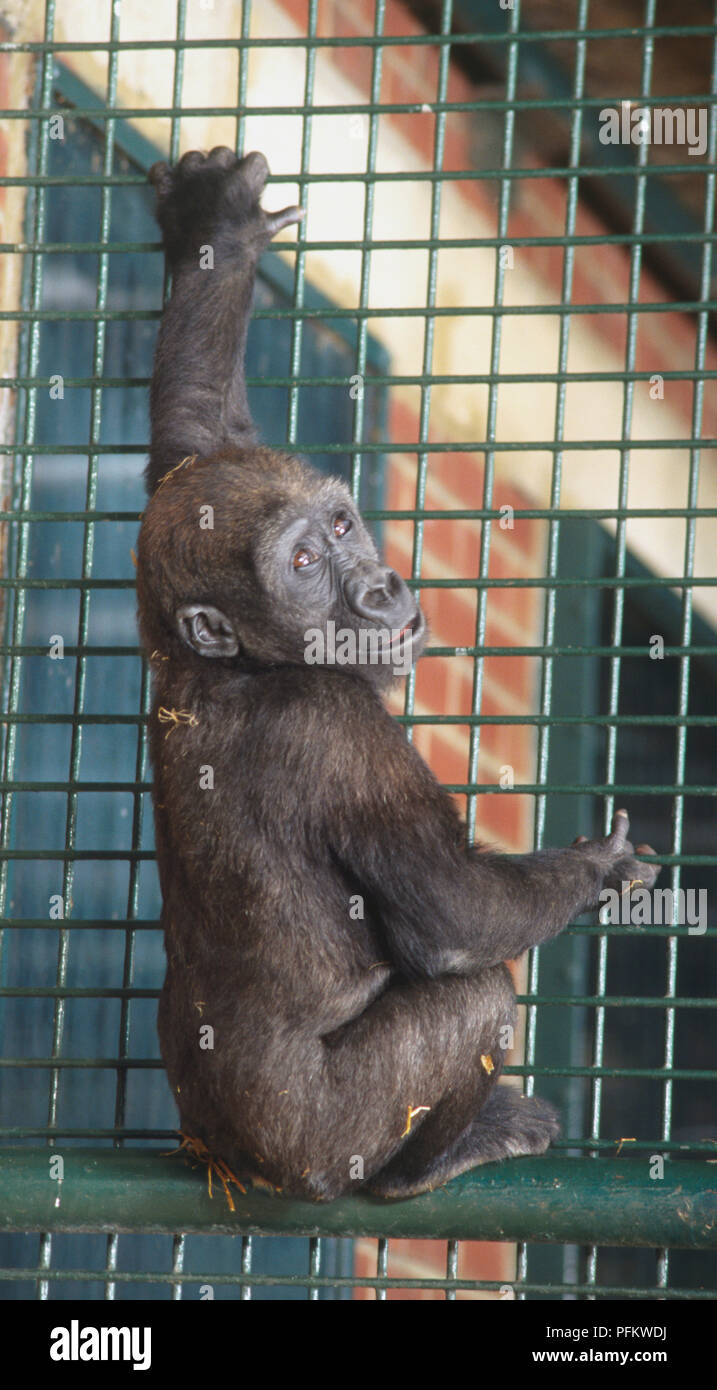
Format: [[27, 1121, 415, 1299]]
[[390, 611, 425, 648]]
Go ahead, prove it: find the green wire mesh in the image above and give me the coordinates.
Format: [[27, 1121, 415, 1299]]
[[0, 0, 715, 1299]]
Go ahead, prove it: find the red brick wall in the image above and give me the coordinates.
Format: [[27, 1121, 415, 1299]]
[[383, 398, 543, 851]]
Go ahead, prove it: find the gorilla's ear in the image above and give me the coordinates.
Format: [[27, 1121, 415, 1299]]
[[176, 603, 239, 658]]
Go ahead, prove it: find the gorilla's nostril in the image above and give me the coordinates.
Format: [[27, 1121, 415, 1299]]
[[372, 568, 402, 604]]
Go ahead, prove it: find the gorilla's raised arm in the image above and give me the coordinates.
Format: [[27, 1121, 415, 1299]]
[[147, 148, 302, 493]]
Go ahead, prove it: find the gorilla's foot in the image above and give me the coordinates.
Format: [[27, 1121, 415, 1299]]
[[367, 1087, 560, 1199]]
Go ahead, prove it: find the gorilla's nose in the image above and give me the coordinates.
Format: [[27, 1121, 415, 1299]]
[[344, 565, 414, 625]]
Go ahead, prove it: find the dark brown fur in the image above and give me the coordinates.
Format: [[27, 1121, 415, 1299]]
[[137, 148, 660, 1200]]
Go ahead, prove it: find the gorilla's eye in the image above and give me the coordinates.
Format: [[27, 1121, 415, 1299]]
[[293, 547, 319, 570], [333, 513, 352, 538]]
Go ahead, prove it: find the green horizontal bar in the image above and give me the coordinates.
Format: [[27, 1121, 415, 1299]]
[[1, 715, 715, 734], [0, 918, 710, 941], [3, 298, 716, 320], [2, 25, 715, 51], [371, 507, 717, 519], [2, 575, 717, 590], [0, 715, 144, 724], [1, 1059, 711, 1079], [1, 778, 713, 798], [0, 781, 152, 792], [445, 783, 715, 795], [0, 1266, 701, 1299], [517, 996, 716, 1009], [0, 987, 159, 999], [1, 642, 716, 661], [0, 988, 710, 1008], [0, 1130, 175, 1141], [1, 922, 709, 940], [3, 645, 717, 661], [2, 438, 714, 455], [1, 93, 713, 116], [428, 647, 717, 658], [2, 722, 711, 745], [0, 1059, 163, 1069], [1, 1131, 713, 1158], [1, 917, 712, 936], [5, 778, 636, 794], [6, 369, 717, 388], [0, 650, 142, 659], [2, 508, 716, 523], [0, 579, 135, 588], [0, 1149, 713, 1247], [3, 440, 715, 457], [0, 1266, 705, 1297], [0, 850, 154, 860], [505, 1066, 716, 1079], [416, 575, 717, 586], [4, 231, 717, 254], [0, 513, 142, 521], [0, 1266, 463, 1293], [4, 369, 717, 386], [3, 163, 716, 187], [0, 919, 160, 930], [330, 713, 717, 726], [2, 575, 715, 592], [0, 1131, 175, 1141]]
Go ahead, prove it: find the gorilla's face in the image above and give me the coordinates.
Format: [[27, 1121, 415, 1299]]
[[138, 455, 426, 686]]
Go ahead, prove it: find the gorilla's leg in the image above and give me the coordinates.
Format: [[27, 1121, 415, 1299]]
[[276, 965, 556, 1200]]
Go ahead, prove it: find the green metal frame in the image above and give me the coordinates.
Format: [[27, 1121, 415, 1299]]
[[0, 0, 716, 1300]]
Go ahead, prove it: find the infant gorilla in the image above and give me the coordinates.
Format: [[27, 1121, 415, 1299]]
[[136, 147, 660, 1200]]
